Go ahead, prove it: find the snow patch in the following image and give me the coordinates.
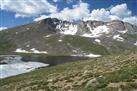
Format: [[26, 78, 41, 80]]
[[15, 48, 47, 54], [30, 48, 48, 54], [95, 39, 101, 43], [85, 53, 102, 58], [56, 24, 109, 38], [72, 50, 77, 53], [118, 30, 128, 34], [81, 33, 93, 38], [15, 48, 29, 53], [26, 45, 30, 47], [87, 24, 93, 32], [134, 41, 137, 46], [72, 53, 101, 58], [90, 25, 109, 37], [113, 34, 124, 42], [58, 39, 63, 42], [0, 62, 49, 78], [15, 32, 18, 34], [56, 24, 78, 35], [82, 25, 109, 38], [44, 34, 52, 38], [26, 28, 30, 30]]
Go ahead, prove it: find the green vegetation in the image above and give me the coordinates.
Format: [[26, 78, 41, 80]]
[[0, 40, 16, 55], [64, 35, 109, 55], [0, 52, 137, 91]]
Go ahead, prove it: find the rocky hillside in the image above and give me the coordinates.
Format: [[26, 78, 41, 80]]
[[0, 52, 137, 91], [0, 18, 137, 56]]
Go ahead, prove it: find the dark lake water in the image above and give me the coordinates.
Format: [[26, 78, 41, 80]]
[[22, 56, 89, 66]]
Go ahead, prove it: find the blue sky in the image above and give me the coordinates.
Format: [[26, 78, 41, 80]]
[[0, 0, 137, 29]]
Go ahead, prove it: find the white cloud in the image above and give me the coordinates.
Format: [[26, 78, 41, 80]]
[[123, 16, 137, 25], [83, 3, 137, 26], [110, 3, 131, 18], [34, 15, 50, 21], [109, 15, 121, 20], [1, 0, 136, 26], [110, 4, 137, 26], [34, 2, 90, 21], [0, 27, 7, 31], [0, 0, 57, 17], [34, 3, 137, 26], [84, 8, 111, 22]]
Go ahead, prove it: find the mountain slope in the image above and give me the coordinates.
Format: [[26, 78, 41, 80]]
[[0, 18, 137, 56]]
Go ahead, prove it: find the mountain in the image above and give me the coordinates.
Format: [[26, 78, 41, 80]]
[[0, 18, 137, 56]]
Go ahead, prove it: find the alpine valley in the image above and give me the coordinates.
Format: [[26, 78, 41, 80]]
[[0, 18, 137, 91]]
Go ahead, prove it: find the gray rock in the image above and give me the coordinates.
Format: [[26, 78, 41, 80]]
[[86, 78, 99, 87]]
